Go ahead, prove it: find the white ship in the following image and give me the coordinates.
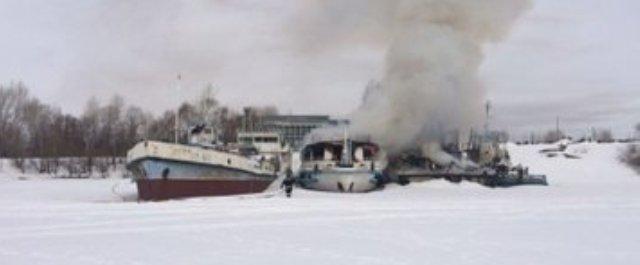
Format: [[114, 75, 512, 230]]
[[298, 132, 387, 193]]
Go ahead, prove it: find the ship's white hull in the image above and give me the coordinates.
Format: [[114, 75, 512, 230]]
[[298, 167, 382, 193]]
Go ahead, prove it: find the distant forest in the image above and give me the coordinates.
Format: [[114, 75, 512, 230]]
[[0, 81, 275, 160], [1, 81, 637, 159]]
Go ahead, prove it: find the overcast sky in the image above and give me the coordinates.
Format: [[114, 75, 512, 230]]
[[1, 0, 638, 139]]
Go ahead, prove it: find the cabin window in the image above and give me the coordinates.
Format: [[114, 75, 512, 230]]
[[254, 137, 278, 143], [303, 146, 325, 161], [313, 147, 324, 160], [333, 146, 343, 162]]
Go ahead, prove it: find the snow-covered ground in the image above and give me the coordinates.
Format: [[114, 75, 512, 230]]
[[1, 143, 639, 265]]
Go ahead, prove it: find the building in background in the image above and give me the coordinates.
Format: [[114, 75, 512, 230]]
[[241, 107, 343, 150]]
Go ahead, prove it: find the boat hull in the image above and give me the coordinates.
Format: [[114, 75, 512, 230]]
[[298, 168, 382, 193], [135, 178, 273, 201], [128, 158, 276, 200]]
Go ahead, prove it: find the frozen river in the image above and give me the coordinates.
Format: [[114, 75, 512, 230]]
[[1, 143, 639, 265]]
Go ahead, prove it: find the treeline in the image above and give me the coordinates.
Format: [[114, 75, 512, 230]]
[[0, 82, 268, 161]]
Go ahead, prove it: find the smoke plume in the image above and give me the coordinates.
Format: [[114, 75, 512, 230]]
[[296, 0, 531, 153]]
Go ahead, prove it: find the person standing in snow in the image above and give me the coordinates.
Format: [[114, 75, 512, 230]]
[[281, 167, 295, 198]]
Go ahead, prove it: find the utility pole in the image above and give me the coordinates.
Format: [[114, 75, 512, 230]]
[[484, 100, 491, 135], [556, 116, 560, 141], [530, 131, 535, 144], [175, 74, 182, 144]]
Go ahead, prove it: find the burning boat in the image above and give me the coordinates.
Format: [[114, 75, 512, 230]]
[[298, 131, 387, 192], [126, 126, 279, 200], [394, 131, 547, 187]]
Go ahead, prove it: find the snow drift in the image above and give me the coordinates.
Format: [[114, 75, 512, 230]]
[[1, 143, 639, 265]]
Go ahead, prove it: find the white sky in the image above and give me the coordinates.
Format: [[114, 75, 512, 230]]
[[0, 0, 638, 139]]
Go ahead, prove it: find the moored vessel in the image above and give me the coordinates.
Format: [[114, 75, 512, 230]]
[[126, 135, 279, 200], [298, 132, 387, 193]]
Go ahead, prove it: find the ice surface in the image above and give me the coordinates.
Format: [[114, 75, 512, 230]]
[[1, 143, 639, 265]]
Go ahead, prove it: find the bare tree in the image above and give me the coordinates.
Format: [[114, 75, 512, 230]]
[[123, 106, 149, 146], [102, 95, 125, 167], [0, 82, 29, 157], [218, 107, 240, 144], [0, 81, 274, 173], [196, 84, 220, 126], [146, 111, 176, 142], [81, 97, 101, 173]]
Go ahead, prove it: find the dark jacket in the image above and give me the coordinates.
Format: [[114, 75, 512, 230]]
[[281, 177, 295, 189]]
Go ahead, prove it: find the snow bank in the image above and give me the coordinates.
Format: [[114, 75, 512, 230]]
[[0, 157, 127, 180], [0, 143, 639, 265]]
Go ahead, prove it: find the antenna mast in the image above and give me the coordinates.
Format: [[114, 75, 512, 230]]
[[340, 126, 352, 166], [556, 116, 561, 141]]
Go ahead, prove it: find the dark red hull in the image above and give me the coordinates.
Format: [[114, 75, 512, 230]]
[[136, 179, 273, 201]]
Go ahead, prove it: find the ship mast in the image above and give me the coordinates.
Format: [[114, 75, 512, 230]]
[[340, 126, 352, 166]]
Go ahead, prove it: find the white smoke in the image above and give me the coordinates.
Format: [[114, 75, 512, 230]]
[[295, 0, 531, 153]]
